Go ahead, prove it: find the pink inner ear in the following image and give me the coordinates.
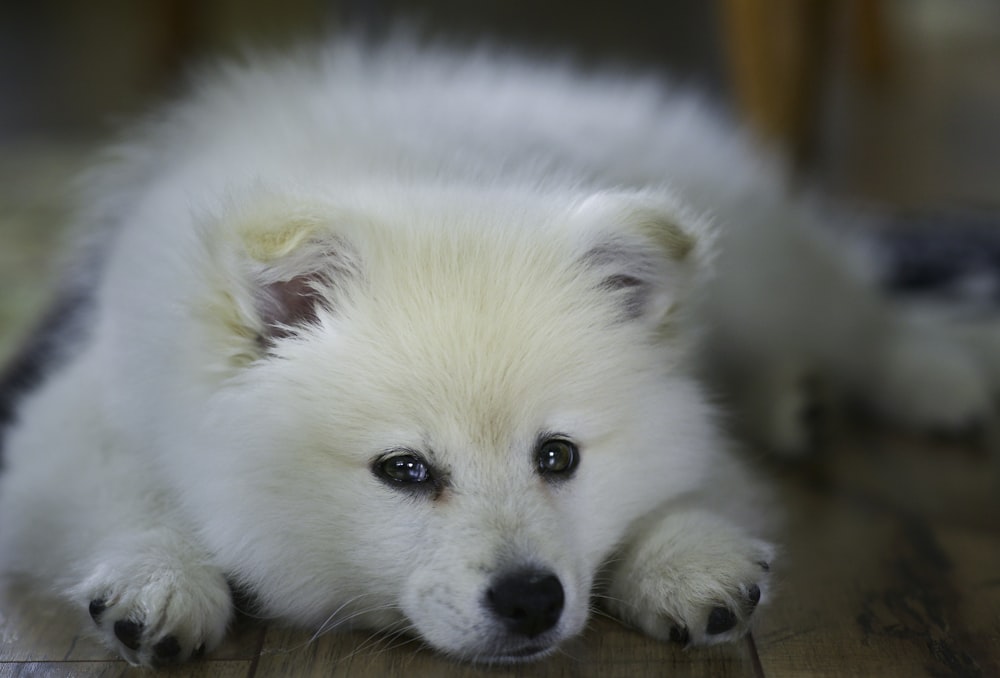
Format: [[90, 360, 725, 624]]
[[260, 273, 327, 341]]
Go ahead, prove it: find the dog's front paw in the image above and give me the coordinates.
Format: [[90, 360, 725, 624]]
[[71, 537, 233, 666], [604, 512, 774, 646]]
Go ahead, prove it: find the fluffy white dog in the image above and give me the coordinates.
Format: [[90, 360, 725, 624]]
[[0, 38, 993, 666]]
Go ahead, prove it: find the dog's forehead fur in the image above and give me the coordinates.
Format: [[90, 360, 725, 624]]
[[255, 194, 672, 464]]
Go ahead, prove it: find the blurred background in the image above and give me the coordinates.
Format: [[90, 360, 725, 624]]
[[2, 0, 1000, 359], [1, 5, 999, 674]]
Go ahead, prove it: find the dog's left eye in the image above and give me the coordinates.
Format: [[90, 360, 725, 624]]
[[373, 452, 434, 486], [536, 438, 580, 478]]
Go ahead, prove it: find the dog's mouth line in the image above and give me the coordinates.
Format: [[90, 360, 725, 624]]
[[479, 642, 557, 664]]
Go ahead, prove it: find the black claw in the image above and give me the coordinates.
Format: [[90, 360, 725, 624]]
[[746, 583, 762, 609], [153, 635, 182, 661], [706, 606, 738, 635], [113, 619, 144, 651], [88, 599, 107, 623], [668, 626, 690, 644]]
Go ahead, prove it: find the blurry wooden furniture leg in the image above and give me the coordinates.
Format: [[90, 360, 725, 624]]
[[852, 0, 891, 84], [719, 0, 834, 168]]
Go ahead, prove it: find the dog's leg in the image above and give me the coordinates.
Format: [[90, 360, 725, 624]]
[[863, 312, 994, 433], [727, 356, 822, 457], [600, 507, 774, 645], [69, 529, 233, 666], [0, 357, 232, 666]]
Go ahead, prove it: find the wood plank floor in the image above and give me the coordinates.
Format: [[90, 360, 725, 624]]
[[2, 4, 1000, 675], [1, 422, 997, 677]]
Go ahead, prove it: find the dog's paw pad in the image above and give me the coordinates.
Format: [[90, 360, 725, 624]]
[[705, 581, 763, 636], [88, 598, 107, 622], [74, 552, 232, 666], [705, 606, 737, 635], [677, 575, 770, 644], [112, 619, 143, 651], [152, 635, 182, 662], [606, 520, 775, 648]]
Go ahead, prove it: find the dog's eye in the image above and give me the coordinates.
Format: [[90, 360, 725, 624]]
[[373, 452, 434, 487], [536, 438, 579, 478]]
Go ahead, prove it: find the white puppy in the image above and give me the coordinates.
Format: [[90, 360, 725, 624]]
[[0, 38, 991, 666]]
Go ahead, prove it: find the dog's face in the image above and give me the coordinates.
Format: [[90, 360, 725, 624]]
[[180, 186, 717, 661]]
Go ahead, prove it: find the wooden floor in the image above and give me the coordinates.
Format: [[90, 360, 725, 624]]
[[0, 424, 997, 677], [2, 3, 1000, 677]]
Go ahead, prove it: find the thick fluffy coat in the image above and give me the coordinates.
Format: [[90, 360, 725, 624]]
[[0, 40, 992, 666]]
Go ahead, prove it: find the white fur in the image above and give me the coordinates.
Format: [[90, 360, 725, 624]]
[[0, 39, 994, 666]]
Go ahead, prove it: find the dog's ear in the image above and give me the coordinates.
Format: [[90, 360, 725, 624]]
[[572, 191, 714, 329], [200, 200, 365, 356], [244, 227, 362, 345]]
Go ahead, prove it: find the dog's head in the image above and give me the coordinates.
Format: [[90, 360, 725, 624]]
[[177, 185, 719, 661]]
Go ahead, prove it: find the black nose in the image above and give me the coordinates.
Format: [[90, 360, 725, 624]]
[[486, 569, 564, 637]]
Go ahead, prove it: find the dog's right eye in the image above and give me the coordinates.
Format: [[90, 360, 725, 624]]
[[535, 437, 580, 479], [373, 452, 435, 488]]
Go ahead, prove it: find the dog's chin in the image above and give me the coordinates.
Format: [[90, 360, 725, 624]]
[[485, 644, 558, 664], [449, 640, 559, 665]]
